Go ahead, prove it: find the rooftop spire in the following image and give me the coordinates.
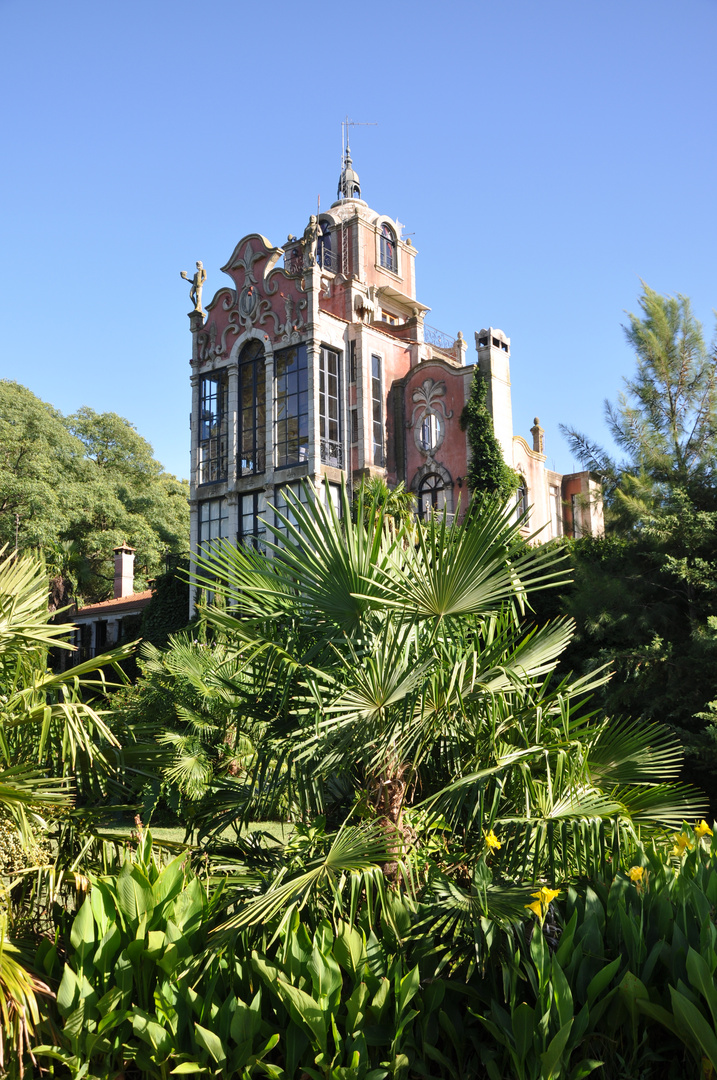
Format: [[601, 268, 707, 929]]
[[338, 137, 361, 200]]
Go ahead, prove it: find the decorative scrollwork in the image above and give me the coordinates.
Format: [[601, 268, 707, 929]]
[[408, 378, 453, 459]]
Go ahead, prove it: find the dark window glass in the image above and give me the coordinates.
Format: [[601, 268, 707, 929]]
[[319, 346, 342, 467], [516, 478, 529, 520], [199, 498, 229, 547], [275, 345, 309, 468], [239, 491, 266, 550], [372, 354, 384, 466], [349, 340, 357, 383], [317, 222, 334, 271], [380, 223, 397, 272], [198, 373, 228, 483], [273, 482, 309, 547], [350, 408, 358, 445], [238, 340, 266, 476], [418, 474, 446, 520]]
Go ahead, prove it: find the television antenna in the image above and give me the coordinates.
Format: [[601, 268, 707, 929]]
[[340, 116, 377, 165]]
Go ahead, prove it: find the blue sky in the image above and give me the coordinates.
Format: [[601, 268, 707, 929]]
[[2, 0, 715, 481]]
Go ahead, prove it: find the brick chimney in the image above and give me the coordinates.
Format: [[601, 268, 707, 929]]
[[113, 544, 135, 599]]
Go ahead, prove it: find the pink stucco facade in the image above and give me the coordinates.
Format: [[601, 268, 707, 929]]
[[187, 154, 602, 573]]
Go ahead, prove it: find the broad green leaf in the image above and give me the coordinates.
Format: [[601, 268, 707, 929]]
[[541, 1018, 574, 1079], [586, 957, 621, 1006], [133, 1010, 173, 1059], [117, 864, 154, 924], [195, 1022, 227, 1066], [70, 896, 95, 961], [513, 1002, 535, 1061], [686, 946, 717, 1028], [669, 988, 717, 1068]]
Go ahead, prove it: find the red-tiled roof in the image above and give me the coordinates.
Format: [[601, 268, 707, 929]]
[[73, 590, 153, 618]]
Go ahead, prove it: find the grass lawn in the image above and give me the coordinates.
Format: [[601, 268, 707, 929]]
[[95, 820, 291, 847]]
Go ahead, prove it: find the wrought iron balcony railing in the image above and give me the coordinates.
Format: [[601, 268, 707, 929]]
[[284, 247, 339, 276], [320, 439, 344, 469], [423, 324, 456, 351]]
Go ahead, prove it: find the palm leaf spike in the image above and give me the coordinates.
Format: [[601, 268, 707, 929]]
[[213, 821, 393, 935]]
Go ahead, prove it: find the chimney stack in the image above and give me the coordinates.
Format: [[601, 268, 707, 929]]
[[113, 544, 135, 599]]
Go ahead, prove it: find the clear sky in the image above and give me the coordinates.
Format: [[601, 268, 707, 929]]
[[2, 0, 715, 481]]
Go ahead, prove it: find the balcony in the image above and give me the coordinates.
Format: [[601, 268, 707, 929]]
[[320, 439, 344, 469], [423, 324, 457, 351], [283, 247, 339, 276]]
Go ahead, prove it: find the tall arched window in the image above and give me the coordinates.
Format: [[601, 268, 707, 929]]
[[317, 221, 332, 270], [380, 223, 397, 272], [516, 476, 529, 521], [238, 339, 266, 476], [418, 474, 446, 520]]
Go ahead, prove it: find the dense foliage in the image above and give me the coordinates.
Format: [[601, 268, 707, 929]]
[[0, 382, 189, 604], [2, 467, 716, 1077], [460, 371, 519, 499], [556, 287, 717, 799]]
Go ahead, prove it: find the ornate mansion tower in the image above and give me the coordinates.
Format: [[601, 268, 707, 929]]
[[186, 151, 602, 564]]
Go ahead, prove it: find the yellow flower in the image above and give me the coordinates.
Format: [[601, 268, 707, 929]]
[[525, 886, 560, 921], [671, 831, 693, 857], [628, 866, 645, 884], [485, 829, 502, 851], [695, 820, 713, 841]]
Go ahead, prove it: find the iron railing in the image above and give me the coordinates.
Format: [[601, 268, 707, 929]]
[[320, 439, 344, 468], [284, 247, 339, 275], [423, 324, 456, 351], [284, 249, 303, 275]]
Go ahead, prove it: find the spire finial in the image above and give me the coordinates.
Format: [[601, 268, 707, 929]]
[[338, 141, 361, 200]]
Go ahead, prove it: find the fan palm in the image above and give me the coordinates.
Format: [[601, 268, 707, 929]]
[[185, 481, 704, 929]]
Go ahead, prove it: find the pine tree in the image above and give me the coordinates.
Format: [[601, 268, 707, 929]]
[[460, 371, 518, 499]]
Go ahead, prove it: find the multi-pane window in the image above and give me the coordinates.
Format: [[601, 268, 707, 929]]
[[239, 491, 266, 550], [319, 346, 342, 467], [418, 474, 446, 520], [199, 498, 229, 549], [380, 223, 397, 272], [238, 340, 266, 476], [372, 354, 384, 467], [275, 345, 309, 468], [350, 408, 358, 445], [273, 482, 310, 547], [322, 480, 342, 519], [198, 373, 228, 484]]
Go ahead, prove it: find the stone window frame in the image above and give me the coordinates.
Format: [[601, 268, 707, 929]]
[[371, 352, 385, 467], [318, 345, 342, 467], [198, 371, 228, 485], [198, 497, 229, 547], [238, 340, 267, 478], [516, 474, 530, 522], [238, 490, 267, 552], [377, 219, 399, 275], [274, 343, 309, 470]]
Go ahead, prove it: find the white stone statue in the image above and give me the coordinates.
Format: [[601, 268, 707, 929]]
[[180, 261, 207, 314]]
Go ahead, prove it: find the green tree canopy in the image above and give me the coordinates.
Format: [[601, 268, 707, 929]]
[[555, 287, 717, 797], [0, 382, 189, 604], [561, 285, 717, 521]]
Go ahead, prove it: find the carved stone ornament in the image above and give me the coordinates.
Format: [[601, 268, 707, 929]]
[[407, 378, 453, 458]]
